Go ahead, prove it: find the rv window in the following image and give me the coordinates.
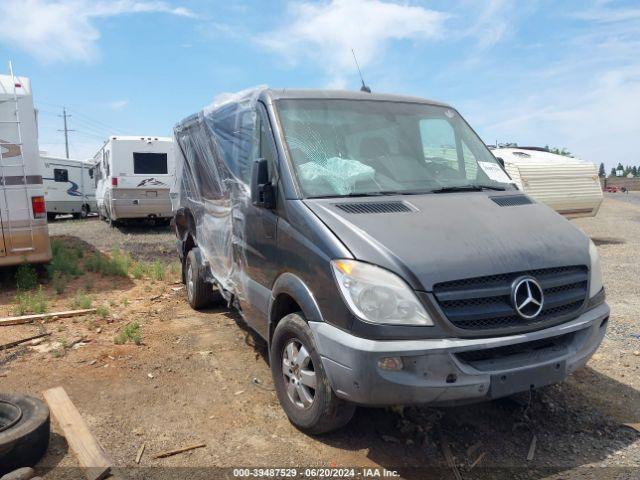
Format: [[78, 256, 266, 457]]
[[133, 152, 168, 175], [54, 168, 69, 182]]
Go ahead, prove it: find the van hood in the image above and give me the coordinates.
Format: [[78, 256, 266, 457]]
[[303, 193, 590, 291]]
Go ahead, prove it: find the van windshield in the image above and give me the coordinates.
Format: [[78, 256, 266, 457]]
[[276, 99, 514, 198]]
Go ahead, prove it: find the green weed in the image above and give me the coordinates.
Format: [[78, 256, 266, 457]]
[[131, 262, 145, 279], [84, 248, 131, 277], [13, 287, 47, 315], [150, 261, 165, 281], [114, 322, 142, 345], [51, 272, 67, 294], [15, 263, 38, 290], [72, 291, 92, 310], [96, 305, 109, 319], [47, 239, 83, 278]]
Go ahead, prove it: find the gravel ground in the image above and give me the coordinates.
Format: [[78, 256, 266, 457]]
[[47, 217, 176, 262], [1, 197, 639, 479]]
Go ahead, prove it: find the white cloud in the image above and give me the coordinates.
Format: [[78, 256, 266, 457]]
[[0, 0, 196, 63], [467, 23, 640, 169], [107, 99, 129, 110], [258, 0, 449, 88], [462, 0, 515, 51]]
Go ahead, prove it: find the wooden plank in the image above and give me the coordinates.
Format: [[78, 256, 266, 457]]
[[0, 332, 50, 351], [43, 387, 114, 480], [0, 308, 97, 326], [437, 427, 462, 480], [623, 423, 640, 433], [470, 451, 487, 470], [135, 444, 145, 464], [526, 435, 537, 461], [152, 443, 206, 459]]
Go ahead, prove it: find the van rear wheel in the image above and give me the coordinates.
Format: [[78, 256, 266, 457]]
[[270, 313, 355, 434], [185, 248, 222, 309]]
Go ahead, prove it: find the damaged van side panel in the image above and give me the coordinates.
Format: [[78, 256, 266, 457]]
[[173, 88, 293, 337]]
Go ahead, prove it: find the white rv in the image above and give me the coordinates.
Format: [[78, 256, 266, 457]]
[[93, 136, 175, 225], [41, 154, 96, 220], [0, 68, 51, 267], [492, 147, 603, 218]]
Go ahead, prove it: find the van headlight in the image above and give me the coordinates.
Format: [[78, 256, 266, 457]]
[[331, 259, 433, 326], [589, 240, 603, 298]]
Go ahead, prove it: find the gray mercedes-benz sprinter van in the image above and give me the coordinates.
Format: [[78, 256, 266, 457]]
[[171, 88, 608, 434]]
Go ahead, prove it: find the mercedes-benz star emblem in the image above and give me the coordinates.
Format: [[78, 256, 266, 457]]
[[511, 277, 544, 319]]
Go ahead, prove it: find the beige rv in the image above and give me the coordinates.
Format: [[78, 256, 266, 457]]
[[0, 67, 51, 266]]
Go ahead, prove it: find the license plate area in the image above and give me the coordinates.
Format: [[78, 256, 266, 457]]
[[490, 361, 566, 398]]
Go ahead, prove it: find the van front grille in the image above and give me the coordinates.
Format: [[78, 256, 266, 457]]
[[456, 331, 576, 369], [433, 266, 588, 331]]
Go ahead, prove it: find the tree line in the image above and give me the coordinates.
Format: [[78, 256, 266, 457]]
[[599, 163, 640, 178]]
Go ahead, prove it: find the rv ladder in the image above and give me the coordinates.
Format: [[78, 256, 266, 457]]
[[0, 61, 36, 253]]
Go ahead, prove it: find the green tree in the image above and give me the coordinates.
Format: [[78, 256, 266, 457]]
[[548, 146, 573, 157], [598, 163, 606, 177], [632, 166, 638, 177], [610, 167, 617, 177]]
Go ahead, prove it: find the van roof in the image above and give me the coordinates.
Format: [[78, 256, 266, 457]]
[[264, 88, 451, 108]]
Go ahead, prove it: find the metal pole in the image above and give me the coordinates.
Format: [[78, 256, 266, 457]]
[[63, 107, 69, 159], [58, 108, 74, 159]]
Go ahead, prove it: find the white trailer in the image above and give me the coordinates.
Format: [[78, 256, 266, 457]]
[[0, 66, 51, 267], [41, 154, 96, 219], [492, 147, 603, 218], [93, 136, 175, 226]]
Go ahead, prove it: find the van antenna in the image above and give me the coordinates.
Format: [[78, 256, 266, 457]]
[[351, 49, 371, 93]]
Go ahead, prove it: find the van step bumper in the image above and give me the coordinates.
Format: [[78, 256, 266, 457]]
[[309, 302, 609, 406]]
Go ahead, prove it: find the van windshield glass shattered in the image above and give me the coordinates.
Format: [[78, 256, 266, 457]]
[[276, 99, 514, 198]]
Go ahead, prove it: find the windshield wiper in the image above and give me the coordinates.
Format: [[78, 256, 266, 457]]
[[431, 184, 506, 193]]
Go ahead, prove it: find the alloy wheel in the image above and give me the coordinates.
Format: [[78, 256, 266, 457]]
[[282, 338, 317, 409]]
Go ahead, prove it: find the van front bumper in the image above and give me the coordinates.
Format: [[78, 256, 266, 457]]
[[310, 302, 609, 406]]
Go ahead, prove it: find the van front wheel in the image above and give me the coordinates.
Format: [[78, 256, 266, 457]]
[[271, 313, 355, 434]]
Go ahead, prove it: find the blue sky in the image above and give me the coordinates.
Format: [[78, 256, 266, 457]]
[[0, 0, 638, 169]]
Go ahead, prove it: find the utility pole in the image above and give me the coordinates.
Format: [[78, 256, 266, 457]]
[[58, 107, 75, 159]]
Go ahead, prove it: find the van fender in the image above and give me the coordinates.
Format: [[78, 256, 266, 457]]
[[268, 273, 324, 344], [173, 207, 197, 260]]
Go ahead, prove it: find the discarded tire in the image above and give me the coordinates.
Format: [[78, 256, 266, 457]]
[[0, 394, 50, 475]]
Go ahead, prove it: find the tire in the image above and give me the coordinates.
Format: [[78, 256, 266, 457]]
[[0, 393, 50, 475], [107, 214, 119, 228], [185, 248, 222, 310], [80, 205, 89, 219], [270, 313, 355, 434], [46, 213, 56, 222]]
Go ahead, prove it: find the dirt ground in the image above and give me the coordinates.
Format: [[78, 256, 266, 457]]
[[1, 198, 639, 479]]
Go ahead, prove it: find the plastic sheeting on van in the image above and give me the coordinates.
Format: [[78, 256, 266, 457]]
[[172, 86, 266, 297]]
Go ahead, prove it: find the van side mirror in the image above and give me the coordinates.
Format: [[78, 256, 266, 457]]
[[251, 159, 275, 209]]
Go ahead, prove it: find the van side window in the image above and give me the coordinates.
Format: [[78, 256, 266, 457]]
[[54, 168, 69, 182]]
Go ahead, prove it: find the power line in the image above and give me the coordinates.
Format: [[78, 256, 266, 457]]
[[36, 99, 128, 135]]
